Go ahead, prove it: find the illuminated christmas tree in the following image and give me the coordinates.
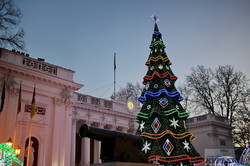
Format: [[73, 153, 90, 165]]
[[136, 16, 204, 166]]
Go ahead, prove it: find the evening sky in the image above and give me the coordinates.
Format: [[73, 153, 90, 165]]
[[15, 0, 250, 99]]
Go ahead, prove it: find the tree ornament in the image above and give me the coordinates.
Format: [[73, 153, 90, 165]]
[[152, 158, 160, 164], [182, 140, 190, 152], [166, 66, 170, 70], [151, 117, 161, 133], [139, 121, 145, 132], [154, 84, 158, 88], [159, 98, 168, 108], [150, 66, 154, 70], [147, 105, 151, 110], [142, 141, 151, 154], [164, 79, 171, 87], [176, 105, 179, 109], [158, 64, 163, 70], [145, 82, 149, 90], [163, 139, 174, 156], [169, 117, 179, 129]]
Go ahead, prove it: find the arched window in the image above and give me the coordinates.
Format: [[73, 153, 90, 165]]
[[24, 137, 39, 166]]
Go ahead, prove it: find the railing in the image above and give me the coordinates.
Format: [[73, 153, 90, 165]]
[[186, 114, 228, 124], [76, 93, 113, 109], [22, 57, 57, 75]]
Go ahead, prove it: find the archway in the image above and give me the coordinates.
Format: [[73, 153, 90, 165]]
[[24, 137, 39, 166]]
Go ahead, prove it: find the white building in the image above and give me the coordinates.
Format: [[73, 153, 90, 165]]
[[0, 48, 234, 166], [186, 114, 235, 164]]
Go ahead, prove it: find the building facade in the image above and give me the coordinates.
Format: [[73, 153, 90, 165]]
[[186, 114, 235, 164], [0, 48, 234, 166]]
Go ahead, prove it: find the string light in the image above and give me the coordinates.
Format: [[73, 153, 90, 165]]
[[148, 155, 205, 163], [140, 130, 195, 141], [138, 89, 183, 102], [153, 31, 162, 36], [136, 109, 189, 121], [143, 71, 178, 81], [145, 56, 172, 66], [150, 41, 166, 48], [163, 108, 189, 118]]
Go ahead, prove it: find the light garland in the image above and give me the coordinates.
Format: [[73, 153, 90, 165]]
[[138, 89, 184, 102], [163, 108, 189, 118], [143, 71, 178, 81], [140, 130, 195, 141], [145, 56, 172, 65], [153, 31, 162, 36], [150, 41, 166, 48], [148, 155, 205, 163], [136, 108, 189, 121]]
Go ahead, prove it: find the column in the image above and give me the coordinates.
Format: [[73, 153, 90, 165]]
[[51, 98, 64, 166], [94, 140, 101, 163], [81, 137, 90, 166], [64, 103, 73, 166], [71, 118, 77, 166]]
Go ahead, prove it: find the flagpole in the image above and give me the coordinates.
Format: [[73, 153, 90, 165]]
[[26, 118, 32, 166], [114, 53, 116, 100], [13, 81, 22, 148], [27, 84, 36, 166]]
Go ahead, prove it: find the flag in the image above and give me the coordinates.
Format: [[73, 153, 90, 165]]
[[17, 82, 22, 114], [0, 81, 6, 113], [30, 85, 36, 118], [114, 53, 116, 71]]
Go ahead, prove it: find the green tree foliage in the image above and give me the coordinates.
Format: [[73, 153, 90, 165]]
[[135, 23, 204, 165]]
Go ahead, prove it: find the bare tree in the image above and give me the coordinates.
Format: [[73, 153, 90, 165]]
[[232, 101, 250, 147], [185, 66, 216, 115], [0, 0, 25, 50], [113, 82, 143, 101], [183, 65, 250, 146], [214, 65, 249, 125]]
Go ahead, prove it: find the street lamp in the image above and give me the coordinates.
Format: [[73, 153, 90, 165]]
[[15, 145, 21, 157], [6, 138, 13, 147]]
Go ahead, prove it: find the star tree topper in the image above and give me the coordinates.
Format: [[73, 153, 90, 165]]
[[151, 13, 160, 23]]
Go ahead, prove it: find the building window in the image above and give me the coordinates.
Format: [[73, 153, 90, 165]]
[[25, 104, 46, 115], [220, 139, 226, 146]]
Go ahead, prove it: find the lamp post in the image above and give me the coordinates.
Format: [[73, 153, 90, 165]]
[[15, 145, 21, 157], [6, 138, 13, 147]]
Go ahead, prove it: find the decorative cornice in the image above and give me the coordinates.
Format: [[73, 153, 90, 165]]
[[0, 62, 82, 91], [187, 121, 233, 130], [54, 97, 74, 109], [73, 104, 135, 119]]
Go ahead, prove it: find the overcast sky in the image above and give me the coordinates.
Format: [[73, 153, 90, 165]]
[[15, 0, 250, 99]]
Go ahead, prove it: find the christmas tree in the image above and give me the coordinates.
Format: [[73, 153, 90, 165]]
[[136, 16, 204, 166]]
